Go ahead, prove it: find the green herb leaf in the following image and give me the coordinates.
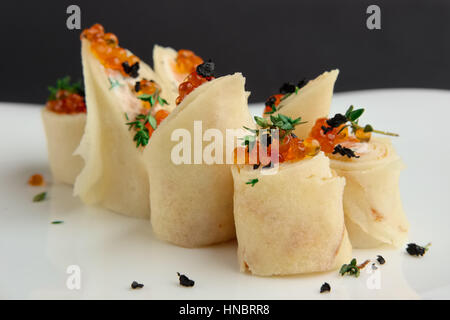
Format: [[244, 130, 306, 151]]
[[158, 96, 169, 106], [339, 258, 360, 277], [133, 129, 150, 147], [345, 105, 354, 119], [108, 78, 122, 90], [47, 76, 83, 101], [127, 113, 153, 148], [51, 220, 64, 224], [254, 116, 269, 128], [347, 108, 364, 122], [245, 178, 259, 187], [148, 115, 157, 130], [33, 192, 47, 202]]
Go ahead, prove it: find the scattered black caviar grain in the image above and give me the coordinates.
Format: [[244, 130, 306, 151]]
[[321, 125, 333, 134], [134, 81, 141, 92], [131, 281, 144, 289], [279, 82, 296, 94], [260, 133, 272, 147], [262, 162, 273, 169], [196, 61, 215, 77], [177, 272, 195, 287], [320, 282, 331, 293], [376, 255, 386, 265], [265, 96, 276, 107], [122, 61, 140, 78], [371, 263, 378, 270], [326, 113, 347, 128], [253, 164, 260, 170], [406, 243, 430, 256], [333, 145, 360, 158], [297, 79, 307, 89]]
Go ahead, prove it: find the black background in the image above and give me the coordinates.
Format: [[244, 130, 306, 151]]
[[0, 0, 449, 104]]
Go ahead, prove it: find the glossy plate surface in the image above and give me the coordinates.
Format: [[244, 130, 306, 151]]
[[1, 89, 449, 299]]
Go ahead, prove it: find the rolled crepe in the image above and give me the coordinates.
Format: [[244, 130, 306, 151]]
[[74, 39, 170, 218], [329, 137, 409, 248], [153, 45, 180, 94], [41, 109, 86, 185], [231, 152, 352, 276], [267, 70, 339, 139], [144, 73, 254, 247]]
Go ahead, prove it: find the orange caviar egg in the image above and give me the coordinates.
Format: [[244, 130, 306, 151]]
[[103, 33, 118, 46], [46, 90, 86, 114], [155, 109, 170, 124], [144, 109, 170, 139], [309, 118, 358, 153], [263, 94, 284, 114], [175, 50, 203, 74], [80, 23, 104, 41], [233, 134, 320, 166], [81, 24, 140, 77], [137, 79, 159, 95], [176, 70, 214, 105], [28, 174, 45, 186], [135, 79, 161, 109]]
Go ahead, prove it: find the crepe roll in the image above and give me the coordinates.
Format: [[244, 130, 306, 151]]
[[231, 152, 351, 276], [145, 73, 254, 247], [41, 77, 86, 185], [329, 138, 409, 248], [262, 70, 339, 139], [74, 24, 172, 218], [153, 45, 203, 101], [309, 107, 409, 248]]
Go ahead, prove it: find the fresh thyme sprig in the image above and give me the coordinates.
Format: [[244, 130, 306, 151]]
[[33, 192, 47, 202], [241, 114, 306, 150], [339, 258, 360, 277], [256, 114, 306, 139], [245, 178, 259, 187], [48, 76, 83, 100], [334, 105, 399, 137], [138, 91, 168, 108], [108, 77, 122, 90], [126, 113, 157, 148], [126, 90, 169, 148]]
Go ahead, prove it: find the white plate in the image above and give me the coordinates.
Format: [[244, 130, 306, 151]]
[[1, 88, 449, 300]]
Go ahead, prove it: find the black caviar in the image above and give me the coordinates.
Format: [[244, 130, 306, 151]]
[[333, 145, 360, 158], [376, 255, 386, 265], [177, 272, 195, 287], [406, 243, 429, 256], [131, 281, 144, 289], [122, 61, 140, 78], [196, 61, 215, 78], [320, 282, 331, 293]]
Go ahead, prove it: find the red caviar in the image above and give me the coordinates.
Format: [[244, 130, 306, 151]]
[[176, 70, 214, 105], [174, 50, 203, 74], [81, 24, 140, 77], [309, 118, 358, 153], [144, 109, 170, 139], [135, 79, 161, 109], [28, 174, 45, 186], [263, 94, 284, 114], [46, 90, 86, 114], [234, 135, 320, 165]]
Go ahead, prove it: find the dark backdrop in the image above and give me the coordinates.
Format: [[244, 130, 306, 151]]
[[0, 0, 449, 104]]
